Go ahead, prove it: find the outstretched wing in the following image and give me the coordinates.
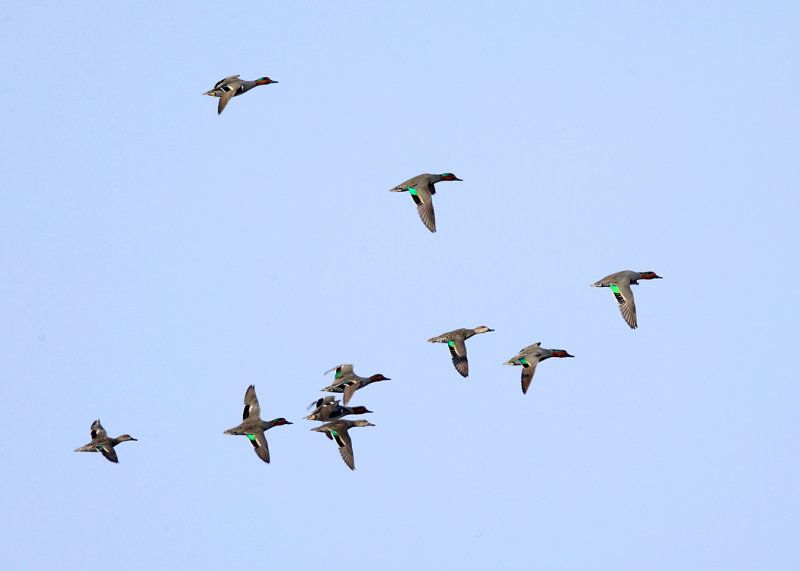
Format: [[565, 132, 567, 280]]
[[409, 180, 436, 232], [243, 385, 261, 420], [90, 420, 107, 440], [331, 428, 356, 470], [213, 75, 240, 90], [324, 364, 354, 379], [612, 282, 638, 329], [217, 90, 236, 114], [520, 355, 541, 394], [308, 396, 337, 410], [99, 444, 119, 463], [249, 430, 270, 463], [448, 338, 469, 377], [342, 381, 359, 405]]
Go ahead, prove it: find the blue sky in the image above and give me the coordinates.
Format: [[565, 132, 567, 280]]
[[2, 2, 799, 569]]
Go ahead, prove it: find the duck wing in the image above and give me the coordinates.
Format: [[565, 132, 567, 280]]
[[409, 180, 436, 232], [248, 430, 270, 463], [324, 364, 354, 380], [611, 282, 638, 329], [520, 355, 541, 394], [243, 385, 261, 420], [308, 396, 338, 411], [217, 89, 236, 114], [99, 443, 119, 463], [331, 427, 356, 470], [213, 75, 240, 90], [342, 381, 359, 405], [90, 420, 107, 440], [447, 338, 469, 377]]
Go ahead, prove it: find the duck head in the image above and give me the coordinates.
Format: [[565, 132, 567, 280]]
[[639, 271, 662, 280], [438, 173, 462, 181], [116, 434, 138, 443], [351, 406, 373, 414], [270, 418, 293, 426], [369, 374, 390, 382], [256, 77, 278, 85], [474, 325, 494, 334], [551, 350, 574, 358]]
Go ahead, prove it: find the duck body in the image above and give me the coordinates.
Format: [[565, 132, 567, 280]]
[[305, 396, 372, 422], [389, 173, 462, 232], [311, 419, 374, 470], [428, 325, 494, 377], [321, 364, 390, 405], [590, 270, 662, 329], [503, 343, 574, 394], [74, 420, 137, 463], [203, 75, 278, 114], [223, 385, 292, 463]]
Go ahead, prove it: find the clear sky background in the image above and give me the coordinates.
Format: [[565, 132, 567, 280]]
[[2, 2, 799, 569]]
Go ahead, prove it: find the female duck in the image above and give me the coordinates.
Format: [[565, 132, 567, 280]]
[[74, 420, 137, 463]]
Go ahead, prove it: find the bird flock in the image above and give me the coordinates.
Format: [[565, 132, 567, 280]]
[[74, 75, 663, 470]]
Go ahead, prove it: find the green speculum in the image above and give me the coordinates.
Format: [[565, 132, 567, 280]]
[[447, 340, 455, 348], [247, 434, 256, 441], [610, 284, 621, 294], [409, 188, 419, 196], [519, 358, 528, 366]]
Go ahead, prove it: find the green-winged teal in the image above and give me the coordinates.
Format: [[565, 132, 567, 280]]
[[390, 173, 462, 232], [305, 396, 373, 422], [223, 385, 292, 463], [591, 270, 662, 329], [321, 364, 390, 405], [311, 419, 375, 470], [428, 325, 494, 377], [74, 420, 137, 463], [203, 75, 278, 114], [503, 343, 574, 394]]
